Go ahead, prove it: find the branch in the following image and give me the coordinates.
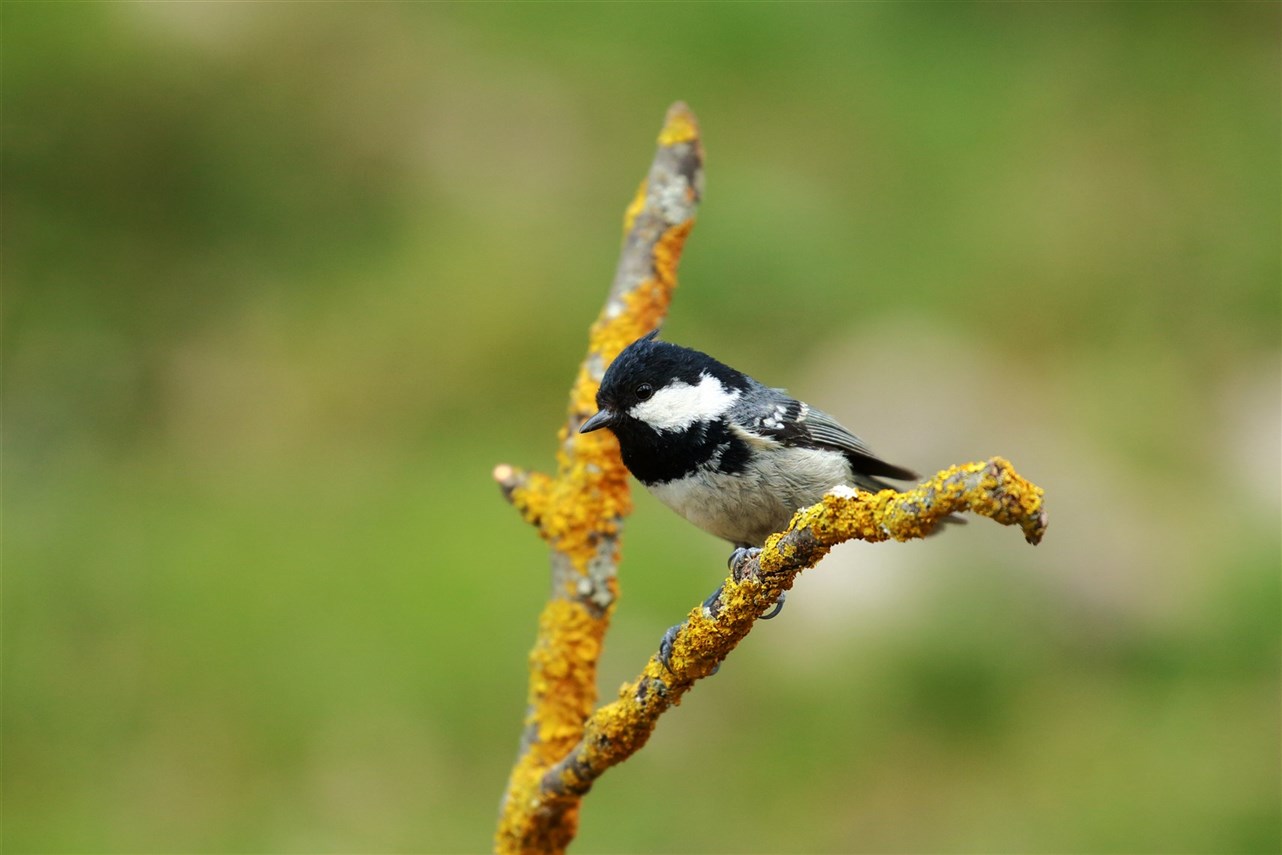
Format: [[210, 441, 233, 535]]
[[493, 103, 1050, 855], [539, 457, 1047, 801], [494, 102, 703, 855]]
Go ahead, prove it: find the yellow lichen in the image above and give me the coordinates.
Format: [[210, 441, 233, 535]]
[[530, 228, 694, 575], [496, 597, 611, 854], [497, 104, 704, 855], [526, 600, 605, 752], [621, 179, 648, 234], [657, 101, 700, 146], [499, 104, 1054, 855], [512, 457, 1046, 844]]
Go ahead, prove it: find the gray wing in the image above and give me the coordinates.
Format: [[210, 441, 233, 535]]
[[735, 388, 966, 529], [735, 387, 918, 485], [794, 405, 919, 484], [804, 406, 967, 527]]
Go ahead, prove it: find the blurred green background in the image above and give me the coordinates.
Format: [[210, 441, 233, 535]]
[[5, 3, 1279, 853]]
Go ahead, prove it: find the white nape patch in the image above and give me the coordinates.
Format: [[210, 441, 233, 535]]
[[628, 372, 741, 432]]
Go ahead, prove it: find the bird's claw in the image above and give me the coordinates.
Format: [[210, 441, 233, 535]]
[[701, 584, 725, 615], [727, 546, 762, 578], [657, 623, 720, 677], [759, 590, 787, 620], [658, 624, 680, 673], [726, 547, 783, 618], [657, 547, 777, 675]]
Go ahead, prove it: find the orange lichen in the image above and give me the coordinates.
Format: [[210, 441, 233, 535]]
[[496, 103, 703, 855], [648, 221, 694, 293], [529, 225, 695, 576], [496, 598, 610, 854], [527, 599, 608, 754]]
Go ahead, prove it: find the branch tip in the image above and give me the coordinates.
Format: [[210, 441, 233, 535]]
[[658, 101, 700, 146], [493, 463, 530, 505]]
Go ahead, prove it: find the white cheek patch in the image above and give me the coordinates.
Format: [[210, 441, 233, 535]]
[[628, 373, 741, 432]]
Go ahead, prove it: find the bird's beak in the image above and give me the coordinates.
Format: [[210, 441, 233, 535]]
[[579, 409, 615, 434]]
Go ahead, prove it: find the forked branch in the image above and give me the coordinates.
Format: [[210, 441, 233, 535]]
[[493, 103, 1048, 855]]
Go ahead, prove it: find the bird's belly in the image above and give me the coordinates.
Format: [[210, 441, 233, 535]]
[[646, 447, 853, 547]]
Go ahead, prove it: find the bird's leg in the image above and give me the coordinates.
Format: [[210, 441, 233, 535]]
[[701, 585, 725, 615], [656, 546, 779, 674]]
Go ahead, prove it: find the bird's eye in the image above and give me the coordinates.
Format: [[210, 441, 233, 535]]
[[635, 383, 653, 401]]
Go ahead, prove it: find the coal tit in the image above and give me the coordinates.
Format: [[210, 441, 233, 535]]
[[580, 330, 919, 552]]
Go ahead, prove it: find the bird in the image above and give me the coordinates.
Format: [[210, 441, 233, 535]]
[[579, 330, 924, 640]]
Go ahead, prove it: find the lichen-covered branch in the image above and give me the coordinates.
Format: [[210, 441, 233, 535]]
[[539, 457, 1047, 803], [493, 102, 703, 855], [493, 103, 1048, 855]]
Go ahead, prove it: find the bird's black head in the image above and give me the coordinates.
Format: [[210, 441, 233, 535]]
[[579, 331, 750, 440]]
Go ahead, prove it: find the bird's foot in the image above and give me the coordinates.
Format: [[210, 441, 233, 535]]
[[725, 547, 784, 618], [727, 546, 762, 579], [658, 624, 680, 673], [657, 623, 720, 676], [657, 547, 776, 675], [708, 546, 775, 617]]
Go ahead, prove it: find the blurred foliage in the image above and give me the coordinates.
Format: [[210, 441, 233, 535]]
[[4, 3, 1279, 853]]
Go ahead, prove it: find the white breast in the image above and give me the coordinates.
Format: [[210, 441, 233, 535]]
[[646, 444, 853, 547]]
